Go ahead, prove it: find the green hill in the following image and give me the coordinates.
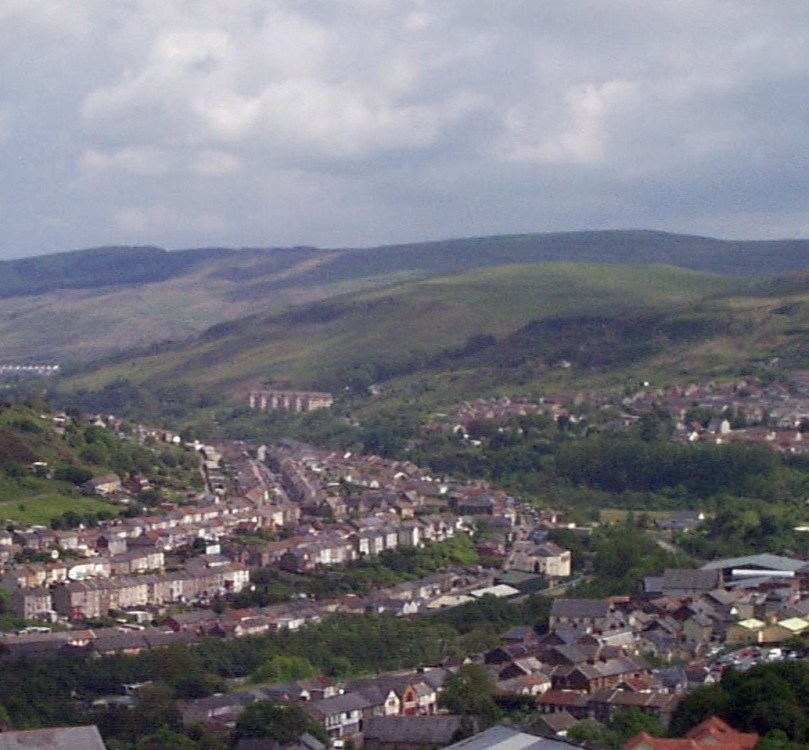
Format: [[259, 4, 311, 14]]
[[63, 262, 744, 396], [5, 230, 809, 365]]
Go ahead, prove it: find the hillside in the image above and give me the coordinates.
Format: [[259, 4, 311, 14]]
[[0, 401, 202, 525], [63, 262, 745, 397], [5, 230, 809, 364]]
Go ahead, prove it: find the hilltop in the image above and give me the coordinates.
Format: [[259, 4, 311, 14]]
[[5, 230, 809, 364]]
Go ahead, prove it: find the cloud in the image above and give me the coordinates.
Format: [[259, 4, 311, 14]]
[[80, 147, 177, 176], [498, 80, 640, 165], [0, 105, 13, 144], [80, 15, 461, 161], [80, 146, 241, 176], [2, 0, 809, 256], [114, 204, 226, 236]]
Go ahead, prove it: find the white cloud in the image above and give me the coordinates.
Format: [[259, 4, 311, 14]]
[[499, 80, 639, 165], [80, 8, 462, 163], [191, 150, 241, 176], [2, 0, 809, 255], [80, 146, 240, 176], [114, 204, 226, 235], [80, 147, 177, 176]]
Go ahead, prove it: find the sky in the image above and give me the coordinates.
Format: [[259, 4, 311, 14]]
[[2, 1, 809, 259]]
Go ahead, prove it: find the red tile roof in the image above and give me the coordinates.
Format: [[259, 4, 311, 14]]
[[686, 716, 758, 750], [624, 717, 758, 750]]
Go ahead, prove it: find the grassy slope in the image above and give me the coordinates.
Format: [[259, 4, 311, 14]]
[[0, 493, 114, 526], [6, 229, 809, 365], [0, 405, 118, 524], [65, 263, 741, 394], [0, 251, 410, 363]]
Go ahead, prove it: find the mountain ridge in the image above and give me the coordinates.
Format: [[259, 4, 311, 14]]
[[3, 229, 809, 366], [5, 228, 809, 300]]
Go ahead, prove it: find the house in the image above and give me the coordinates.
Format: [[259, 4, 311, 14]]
[[52, 579, 113, 619], [534, 710, 580, 737], [344, 669, 445, 717], [450, 493, 494, 516], [3, 563, 55, 589], [0, 725, 108, 749], [542, 644, 589, 667], [81, 474, 122, 497], [724, 618, 766, 646], [10, 587, 53, 620], [485, 644, 539, 666], [511, 542, 571, 578], [537, 690, 590, 721], [109, 547, 165, 576], [589, 688, 681, 729], [501, 625, 540, 646], [759, 616, 809, 644], [624, 716, 757, 750], [178, 691, 256, 729], [303, 692, 368, 740], [681, 613, 714, 645], [654, 511, 706, 533], [660, 569, 722, 598], [162, 609, 221, 634], [685, 716, 758, 749], [551, 656, 650, 693], [236, 734, 325, 750], [0, 630, 80, 661], [362, 716, 464, 750], [549, 599, 613, 633], [442, 724, 584, 750], [496, 673, 551, 697], [499, 656, 545, 681], [91, 630, 149, 657]]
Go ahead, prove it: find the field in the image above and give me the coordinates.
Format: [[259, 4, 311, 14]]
[[0, 491, 118, 526]]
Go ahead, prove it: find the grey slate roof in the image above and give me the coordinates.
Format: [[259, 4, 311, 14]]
[[661, 568, 721, 591], [0, 725, 107, 750], [443, 725, 582, 750], [550, 599, 611, 619], [362, 715, 463, 745], [236, 734, 326, 750], [305, 691, 369, 719], [701, 553, 806, 572]]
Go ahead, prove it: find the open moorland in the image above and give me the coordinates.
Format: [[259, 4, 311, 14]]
[[6, 230, 809, 365]]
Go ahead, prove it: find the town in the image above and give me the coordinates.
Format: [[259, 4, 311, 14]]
[[2, 380, 809, 750]]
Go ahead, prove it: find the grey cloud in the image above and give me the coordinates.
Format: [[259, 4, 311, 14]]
[[1, 1, 809, 257]]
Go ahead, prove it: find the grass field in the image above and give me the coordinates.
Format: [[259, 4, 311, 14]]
[[0, 492, 119, 526]]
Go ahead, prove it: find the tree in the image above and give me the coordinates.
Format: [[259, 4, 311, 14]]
[[133, 727, 199, 749], [438, 663, 501, 728], [129, 682, 182, 736], [249, 654, 318, 685], [638, 410, 673, 443], [669, 662, 809, 743], [568, 709, 664, 749], [233, 700, 328, 745], [609, 707, 665, 746], [668, 684, 730, 736]]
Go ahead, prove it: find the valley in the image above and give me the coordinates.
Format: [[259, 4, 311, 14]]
[[5, 231, 809, 749]]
